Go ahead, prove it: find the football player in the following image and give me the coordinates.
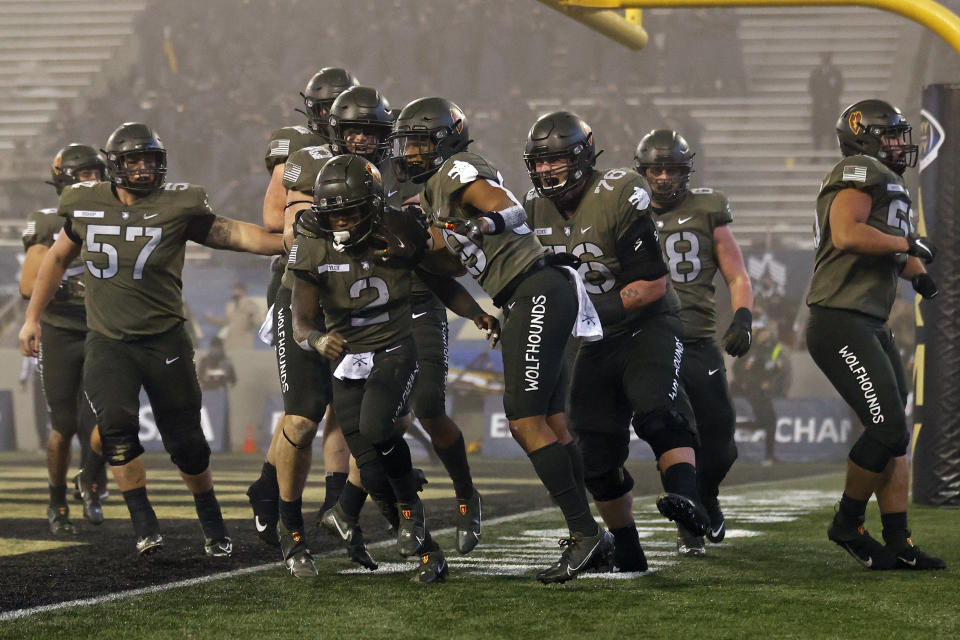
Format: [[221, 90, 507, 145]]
[[391, 98, 613, 584], [806, 99, 944, 570], [289, 153, 473, 583], [20, 144, 109, 534], [323, 86, 486, 555], [635, 129, 754, 557], [247, 67, 357, 552], [19, 122, 283, 557], [523, 111, 710, 573]]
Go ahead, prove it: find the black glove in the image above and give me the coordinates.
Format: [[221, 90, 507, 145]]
[[912, 273, 940, 300], [433, 216, 483, 245], [907, 234, 936, 264], [723, 307, 752, 357]]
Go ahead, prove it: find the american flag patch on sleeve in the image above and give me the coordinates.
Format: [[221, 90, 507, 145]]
[[283, 163, 302, 183], [270, 139, 291, 157], [842, 165, 867, 182], [22, 221, 36, 237]]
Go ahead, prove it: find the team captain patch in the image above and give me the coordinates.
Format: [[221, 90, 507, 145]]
[[842, 165, 867, 182]]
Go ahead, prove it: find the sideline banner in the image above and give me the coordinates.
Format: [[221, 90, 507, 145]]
[[913, 84, 960, 505]]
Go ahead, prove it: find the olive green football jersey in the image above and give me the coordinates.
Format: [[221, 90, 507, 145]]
[[22, 206, 87, 332], [59, 181, 216, 340], [524, 168, 677, 336], [264, 125, 325, 173], [421, 151, 545, 301], [807, 155, 910, 321], [653, 188, 734, 340], [287, 237, 414, 352], [281, 144, 335, 193]]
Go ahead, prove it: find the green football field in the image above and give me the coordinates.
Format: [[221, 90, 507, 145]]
[[1, 472, 956, 640]]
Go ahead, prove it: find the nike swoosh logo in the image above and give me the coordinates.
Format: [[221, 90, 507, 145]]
[[388, 190, 398, 197], [678, 216, 693, 224], [634, 239, 643, 251], [581, 226, 592, 233], [332, 515, 350, 540], [507, 301, 517, 310], [415, 535, 424, 547], [412, 312, 427, 319], [898, 556, 917, 567], [255, 516, 268, 533], [144, 213, 159, 220], [165, 356, 180, 364], [708, 368, 720, 375], [711, 522, 725, 538], [843, 543, 873, 568], [385, 345, 401, 352]]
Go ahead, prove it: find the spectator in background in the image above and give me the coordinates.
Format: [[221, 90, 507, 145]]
[[732, 315, 791, 465], [204, 282, 264, 350], [809, 52, 844, 151], [197, 336, 237, 391]]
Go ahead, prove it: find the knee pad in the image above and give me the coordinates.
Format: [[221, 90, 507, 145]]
[[635, 408, 698, 459], [98, 406, 142, 466], [849, 430, 905, 473], [168, 429, 211, 476], [585, 466, 634, 502]]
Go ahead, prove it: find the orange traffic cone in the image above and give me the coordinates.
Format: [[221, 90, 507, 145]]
[[242, 423, 257, 453]]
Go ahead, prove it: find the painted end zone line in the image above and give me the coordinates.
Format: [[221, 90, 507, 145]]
[[1, 473, 838, 623], [0, 506, 556, 623]]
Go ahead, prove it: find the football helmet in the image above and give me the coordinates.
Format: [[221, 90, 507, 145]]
[[298, 154, 384, 252], [48, 144, 107, 194], [328, 86, 393, 165], [103, 122, 167, 194], [523, 111, 596, 200], [836, 99, 917, 174], [389, 97, 470, 184], [634, 130, 695, 205], [300, 67, 359, 137]]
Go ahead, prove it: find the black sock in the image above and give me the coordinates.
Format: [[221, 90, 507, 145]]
[[564, 441, 589, 505], [377, 435, 418, 503], [837, 493, 868, 529], [434, 433, 474, 500], [279, 497, 304, 534], [881, 511, 909, 548], [661, 463, 698, 501], [193, 488, 228, 539], [80, 451, 107, 488], [321, 472, 348, 514], [260, 461, 278, 491], [528, 442, 597, 535], [611, 525, 647, 572], [421, 529, 439, 553], [122, 487, 159, 538], [339, 481, 367, 522], [49, 483, 67, 507]]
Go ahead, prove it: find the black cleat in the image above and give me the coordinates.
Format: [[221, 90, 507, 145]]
[[456, 491, 482, 554], [320, 503, 355, 542], [889, 537, 946, 570], [536, 528, 614, 584], [656, 493, 710, 536], [136, 532, 164, 556], [80, 480, 104, 525], [827, 516, 897, 570], [413, 549, 449, 584], [278, 522, 317, 578], [346, 527, 378, 571], [204, 536, 233, 558], [703, 497, 726, 543], [397, 500, 427, 557], [246, 480, 280, 548], [677, 525, 706, 557], [47, 505, 78, 536]]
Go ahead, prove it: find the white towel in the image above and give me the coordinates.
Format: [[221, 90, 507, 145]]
[[257, 304, 275, 346], [559, 265, 603, 342], [333, 351, 376, 380]]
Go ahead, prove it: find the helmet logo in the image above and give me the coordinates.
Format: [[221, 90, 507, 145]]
[[363, 161, 383, 186], [849, 111, 865, 135], [450, 108, 464, 134], [52, 152, 64, 175]]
